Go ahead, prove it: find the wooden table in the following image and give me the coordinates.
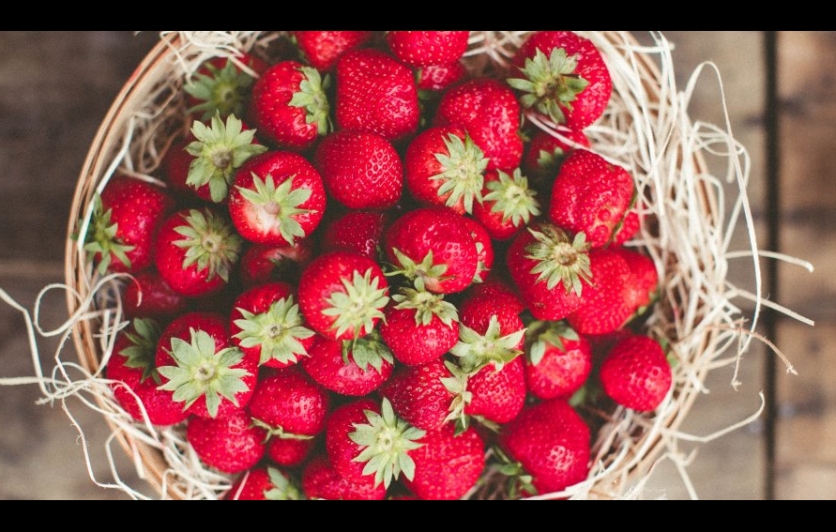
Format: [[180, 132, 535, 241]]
[[0, 31, 831, 500]]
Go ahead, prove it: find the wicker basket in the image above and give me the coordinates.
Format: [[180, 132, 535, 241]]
[[65, 31, 752, 500]]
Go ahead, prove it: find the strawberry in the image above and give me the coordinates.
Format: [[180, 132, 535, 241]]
[[82, 176, 175, 275], [524, 321, 592, 400], [154, 207, 243, 298], [225, 466, 305, 500], [384, 206, 478, 295], [505, 221, 591, 321], [463, 356, 527, 426], [155, 311, 257, 419], [186, 409, 267, 474], [301, 332, 394, 396], [386, 31, 471, 68], [297, 250, 389, 341], [497, 398, 591, 496], [522, 126, 589, 199], [228, 150, 327, 246], [313, 130, 404, 210], [238, 239, 314, 287], [461, 215, 494, 284], [471, 167, 541, 241], [301, 455, 387, 501], [611, 246, 658, 312], [334, 48, 420, 142], [229, 281, 316, 368], [246, 366, 330, 439], [379, 357, 456, 432], [416, 60, 468, 92], [379, 286, 460, 366], [548, 149, 636, 248], [404, 423, 485, 500], [183, 52, 268, 121], [598, 333, 672, 412], [267, 436, 317, 468], [122, 269, 188, 320], [434, 77, 524, 172], [565, 247, 633, 335], [163, 114, 267, 204], [404, 125, 488, 215], [292, 31, 374, 72], [320, 209, 388, 261], [106, 318, 189, 427], [325, 397, 384, 481], [248, 60, 332, 152], [508, 31, 612, 130]]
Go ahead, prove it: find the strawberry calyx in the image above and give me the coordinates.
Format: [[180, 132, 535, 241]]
[[236, 173, 313, 246], [118, 318, 163, 384], [157, 329, 252, 418], [348, 398, 426, 489], [450, 315, 526, 374], [174, 208, 243, 283], [288, 66, 333, 136], [493, 446, 537, 498], [321, 268, 389, 341], [264, 467, 306, 500], [392, 286, 458, 327], [525, 320, 580, 366], [251, 418, 316, 441], [233, 296, 315, 366], [431, 132, 489, 214], [524, 223, 592, 295], [441, 360, 472, 434], [386, 248, 448, 292], [185, 59, 257, 121], [340, 330, 395, 373], [83, 194, 136, 275], [185, 113, 268, 203], [482, 168, 541, 227], [507, 48, 589, 125]]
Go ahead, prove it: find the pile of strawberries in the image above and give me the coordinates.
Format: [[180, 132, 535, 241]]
[[85, 30, 674, 500]]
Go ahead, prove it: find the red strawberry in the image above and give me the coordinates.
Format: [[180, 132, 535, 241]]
[[228, 150, 327, 246], [522, 126, 590, 201], [301, 455, 387, 501], [123, 269, 189, 320], [380, 358, 456, 432], [548, 149, 636, 248], [386, 31, 470, 68], [434, 77, 524, 172], [248, 60, 332, 151], [301, 332, 394, 396], [497, 398, 591, 496], [82, 176, 175, 275], [598, 333, 672, 412], [524, 321, 592, 400], [183, 52, 268, 121], [464, 356, 527, 425], [404, 423, 486, 500], [154, 207, 243, 298], [461, 215, 494, 284], [313, 130, 404, 210], [155, 311, 257, 419], [292, 31, 374, 72], [186, 409, 267, 474], [379, 286, 460, 366], [267, 436, 317, 468], [321, 209, 388, 261], [505, 221, 591, 321], [225, 466, 304, 500], [611, 246, 658, 311], [565, 247, 633, 335], [229, 281, 316, 368], [416, 60, 468, 92], [508, 31, 612, 130], [334, 48, 420, 142], [384, 206, 478, 294], [246, 366, 330, 439], [297, 250, 389, 341], [106, 318, 189, 427], [238, 239, 314, 287], [404, 125, 488, 215], [325, 397, 383, 481], [471, 167, 541, 241]]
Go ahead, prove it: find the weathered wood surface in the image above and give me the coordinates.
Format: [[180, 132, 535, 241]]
[[0, 31, 827, 499]]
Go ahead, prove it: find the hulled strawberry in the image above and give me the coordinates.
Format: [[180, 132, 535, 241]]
[[497, 398, 591, 497], [548, 149, 636, 248], [226, 466, 305, 500], [292, 31, 374, 72], [83, 176, 175, 275], [239, 239, 314, 287], [598, 333, 672, 412], [246, 366, 330, 440], [313, 130, 404, 210], [155, 311, 257, 419], [301, 332, 394, 396], [106, 318, 190, 427], [434, 77, 524, 171], [321, 209, 389, 261], [229, 281, 315, 368], [505, 221, 591, 321], [334, 48, 420, 142], [228, 150, 326, 246], [248, 60, 332, 152], [508, 31, 612, 130], [154, 207, 243, 298], [404, 125, 488, 215], [184, 52, 268, 121], [384, 206, 478, 294], [404, 423, 486, 500], [565, 247, 633, 335], [297, 250, 389, 341], [379, 285, 460, 366], [186, 409, 267, 474], [301, 455, 387, 501], [471, 167, 541, 241], [386, 31, 471, 68], [379, 358, 456, 432], [524, 321, 592, 400], [123, 269, 189, 320]]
